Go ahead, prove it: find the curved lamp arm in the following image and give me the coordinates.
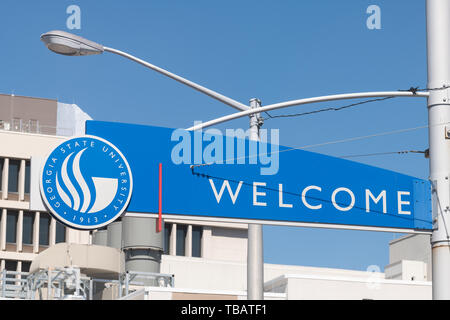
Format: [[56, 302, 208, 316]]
[[103, 47, 249, 112], [186, 90, 430, 131], [40, 30, 249, 112]]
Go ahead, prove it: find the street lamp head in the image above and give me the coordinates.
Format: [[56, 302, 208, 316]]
[[40, 30, 104, 56]]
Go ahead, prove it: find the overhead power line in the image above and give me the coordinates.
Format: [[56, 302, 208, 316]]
[[189, 120, 439, 170], [191, 86, 448, 168], [339, 150, 426, 159], [262, 85, 449, 121], [263, 96, 395, 120]]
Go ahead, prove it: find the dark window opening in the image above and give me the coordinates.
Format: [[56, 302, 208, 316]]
[[192, 226, 203, 258], [176, 225, 187, 256], [39, 213, 51, 246], [55, 221, 66, 243], [8, 159, 20, 193], [164, 222, 171, 255], [6, 210, 18, 243], [0, 158, 3, 191], [24, 160, 30, 194], [4, 260, 17, 271], [22, 261, 31, 273], [23, 211, 33, 245]]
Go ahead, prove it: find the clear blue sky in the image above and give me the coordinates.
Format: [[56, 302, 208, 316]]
[[0, 0, 430, 271]]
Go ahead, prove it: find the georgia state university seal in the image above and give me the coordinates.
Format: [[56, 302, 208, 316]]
[[40, 136, 133, 230]]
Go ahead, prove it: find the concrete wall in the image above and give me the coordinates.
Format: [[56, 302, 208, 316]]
[[160, 256, 385, 292], [121, 287, 286, 300], [201, 226, 247, 262], [0, 94, 90, 137], [279, 275, 431, 300], [389, 234, 432, 280], [0, 94, 57, 135], [385, 260, 428, 281], [160, 255, 432, 299], [29, 243, 124, 278], [56, 102, 92, 136], [161, 255, 247, 291], [0, 130, 65, 159]]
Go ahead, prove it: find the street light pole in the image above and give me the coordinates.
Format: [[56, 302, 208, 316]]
[[248, 98, 264, 300], [427, 0, 450, 300]]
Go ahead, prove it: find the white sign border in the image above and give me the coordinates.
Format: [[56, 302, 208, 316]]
[[124, 212, 432, 235]]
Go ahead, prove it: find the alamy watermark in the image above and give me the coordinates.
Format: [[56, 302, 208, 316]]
[[171, 122, 280, 175], [366, 5, 381, 30], [365, 264, 382, 290], [66, 5, 81, 30]]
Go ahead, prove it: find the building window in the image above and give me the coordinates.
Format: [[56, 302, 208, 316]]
[[24, 160, 30, 194], [192, 226, 202, 258], [39, 213, 51, 246], [22, 261, 31, 273], [0, 158, 3, 191], [176, 225, 187, 256], [163, 222, 171, 255], [22, 211, 34, 245], [164, 224, 203, 257], [55, 221, 66, 243], [6, 210, 18, 243], [8, 159, 20, 193], [4, 260, 17, 271]]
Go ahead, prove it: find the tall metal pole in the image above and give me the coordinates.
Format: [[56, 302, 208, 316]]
[[247, 98, 264, 300], [427, 0, 450, 300]]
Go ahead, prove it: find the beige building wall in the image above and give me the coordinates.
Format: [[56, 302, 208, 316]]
[[201, 226, 247, 262], [0, 94, 57, 135], [0, 130, 90, 274], [0, 130, 64, 159]]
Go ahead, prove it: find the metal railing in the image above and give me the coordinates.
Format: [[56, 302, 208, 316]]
[[0, 269, 29, 299], [0, 267, 175, 300], [0, 120, 75, 136], [119, 271, 175, 298], [26, 267, 92, 300]]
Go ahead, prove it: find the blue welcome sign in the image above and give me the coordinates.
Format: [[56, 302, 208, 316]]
[[84, 120, 431, 232]]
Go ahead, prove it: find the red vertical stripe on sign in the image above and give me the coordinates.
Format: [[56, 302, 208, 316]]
[[157, 163, 162, 233]]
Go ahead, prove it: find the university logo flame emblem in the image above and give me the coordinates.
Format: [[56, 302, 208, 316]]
[[40, 136, 133, 230]]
